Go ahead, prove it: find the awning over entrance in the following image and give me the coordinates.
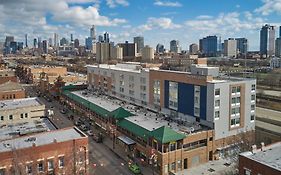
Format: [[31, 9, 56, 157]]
[[118, 135, 136, 145]]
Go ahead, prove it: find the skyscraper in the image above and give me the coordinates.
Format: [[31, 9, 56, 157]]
[[42, 40, 48, 54], [117, 41, 137, 59], [4, 36, 14, 47], [54, 33, 59, 47], [104, 32, 110, 43], [90, 25, 96, 41], [236, 38, 248, 56], [74, 39, 79, 48], [133, 36, 144, 53], [276, 38, 281, 57], [189, 43, 199, 55], [260, 24, 275, 58], [60, 38, 68, 46], [25, 34, 28, 48], [98, 35, 104, 42], [156, 44, 164, 53], [279, 26, 281, 38], [48, 38, 53, 47], [71, 34, 73, 42], [33, 38, 37, 48], [199, 36, 218, 57], [170, 40, 181, 53], [141, 45, 154, 60], [224, 38, 237, 58], [85, 37, 93, 50]]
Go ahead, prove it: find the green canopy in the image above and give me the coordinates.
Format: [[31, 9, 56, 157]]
[[149, 126, 186, 144]]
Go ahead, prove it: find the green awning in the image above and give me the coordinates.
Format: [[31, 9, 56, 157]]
[[111, 107, 134, 119], [149, 126, 186, 144], [117, 119, 149, 140]]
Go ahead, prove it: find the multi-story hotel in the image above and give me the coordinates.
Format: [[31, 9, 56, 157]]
[[60, 62, 256, 175]]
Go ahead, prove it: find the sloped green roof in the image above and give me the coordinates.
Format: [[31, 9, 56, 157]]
[[63, 90, 110, 118], [62, 84, 77, 91], [149, 126, 186, 144], [111, 107, 134, 119], [117, 119, 149, 140]]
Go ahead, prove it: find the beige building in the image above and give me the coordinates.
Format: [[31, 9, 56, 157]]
[[224, 38, 237, 58], [0, 97, 45, 125], [141, 45, 154, 60]]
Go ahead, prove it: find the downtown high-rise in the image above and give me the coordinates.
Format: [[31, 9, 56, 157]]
[[260, 24, 275, 58], [133, 36, 144, 53]]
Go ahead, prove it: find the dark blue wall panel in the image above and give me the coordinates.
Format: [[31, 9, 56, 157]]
[[178, 83, 194, 116]]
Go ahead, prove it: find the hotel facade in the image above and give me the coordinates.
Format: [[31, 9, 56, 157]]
[[60, 62, 256, 175]]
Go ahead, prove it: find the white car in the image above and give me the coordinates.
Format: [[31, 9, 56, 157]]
[[86, 130, 93, 136]]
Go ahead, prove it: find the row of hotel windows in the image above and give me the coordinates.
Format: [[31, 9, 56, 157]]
[[101, 71, 147, 84], [0, 113, 29, 121], [0, 157, 64, 175]]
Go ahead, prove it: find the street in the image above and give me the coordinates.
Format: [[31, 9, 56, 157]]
[[24, 84, 133, 175]]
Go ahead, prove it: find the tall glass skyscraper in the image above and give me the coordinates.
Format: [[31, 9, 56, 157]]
[[199, 36, 218, 57], [260, 24, 275, 58], [134, 36, 144, 53], [236, 38, 248, 55]]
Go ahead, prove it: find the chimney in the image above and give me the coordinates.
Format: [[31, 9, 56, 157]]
[[261, 142, 265, 151], [251, 144, 257, 153], [53, 138, 57, 143]]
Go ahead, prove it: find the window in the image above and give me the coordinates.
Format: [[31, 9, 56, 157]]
[[0, 116, 4, 121], [232, 87, 236, 94], [129, 75, 134, 81], [21, 113, 24, 119], [140, 93, 146, 100], [48, 159, 54, 171], [59, 157, 64, 168], [231, 107, 240, 115], [251, 84, 255, 91], [119, 80, 124, 86], [25, 113, 28, 118], [0, 168, 5, 175], [194, 107, 200, 117], [251, 114, 255, 121], [215, 111, 220, 119], [237, 97, 240, 103], [237, 86, 241, 93], [170, 162, 176, 171], [129, 83, 134, 89], [215, 89, 220, 96], [119, 74, 124, 79], [26, 164, 32, 174], [9, 115, 13, 120], [38, 161, 44, 172], [244, 168, 251, 175], [232, 98, 236, 104], [129, 90, 134, 96], [231, 118, 240, 127], [119, 87, 124, 93], [169, 82, 178, 109], [251, 104, 255, 111], [215, 100, 220, 107], [140, 85, 146, 91], [140, 77, 146, 84], [251, 95, 255, 101], [177, 160, 182, 171]]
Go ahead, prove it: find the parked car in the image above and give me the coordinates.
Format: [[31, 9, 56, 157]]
[[86, 130, 93, 136], [93, 133, 103, 143], [128, 163, 141, 174]]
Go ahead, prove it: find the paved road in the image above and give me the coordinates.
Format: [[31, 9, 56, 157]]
[[24, 84, 133, 175], [256, 107, 281, 121]]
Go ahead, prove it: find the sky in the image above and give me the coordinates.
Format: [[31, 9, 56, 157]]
[[0, 0, 281, 51]]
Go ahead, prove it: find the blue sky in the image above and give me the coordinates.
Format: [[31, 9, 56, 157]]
[[0, 0, 281, 50]]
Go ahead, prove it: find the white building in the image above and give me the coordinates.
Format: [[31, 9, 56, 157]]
[[224, 38, 237, 58]]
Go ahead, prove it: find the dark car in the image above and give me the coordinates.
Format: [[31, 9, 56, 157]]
[[93, 133, 103, 143]]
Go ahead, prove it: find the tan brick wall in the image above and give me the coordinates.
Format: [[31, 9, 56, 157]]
[[0, 90, 26, 101]]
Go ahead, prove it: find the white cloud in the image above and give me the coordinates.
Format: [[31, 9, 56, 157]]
[[106, 0, 129, 8], [196, 15, 213, 20], [255, 0, 281, 15], [154, 0, 182, 7], [185, 12, 266, 36]]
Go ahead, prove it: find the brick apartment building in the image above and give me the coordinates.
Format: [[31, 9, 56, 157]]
[[239, 142, 281, 175], [0, 127, 89, 175], [0, 81, 25, 100]]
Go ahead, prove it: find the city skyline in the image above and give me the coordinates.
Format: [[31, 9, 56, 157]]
[[0, 0, 281, 50]]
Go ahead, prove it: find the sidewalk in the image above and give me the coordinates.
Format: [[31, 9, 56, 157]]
[[102, 136, 157, 175]]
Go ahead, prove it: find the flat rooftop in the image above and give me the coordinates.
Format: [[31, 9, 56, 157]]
[[0, 127, 86, 153], [71, 90, 206, 135], [240, 142, 281, 171], [0, 118, 56, 141], [0, 97, 43, 110], [87, 63, 155, 73]]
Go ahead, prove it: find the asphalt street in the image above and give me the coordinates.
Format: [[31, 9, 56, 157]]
[[24, 84, 133, 175]]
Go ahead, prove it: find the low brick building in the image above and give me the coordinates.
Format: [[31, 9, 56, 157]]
[[0, 127, 89, 175], [0, 81, 26, 100], [239, 142, 281, 175], [0, 69, 17, 84]]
